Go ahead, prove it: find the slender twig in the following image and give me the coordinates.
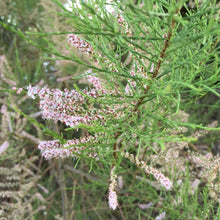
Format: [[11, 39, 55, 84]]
[[58, 160, 68, 220], [118, 205, 126, 220], [64, 165, 99, 181], [43, 189, 60, 220]]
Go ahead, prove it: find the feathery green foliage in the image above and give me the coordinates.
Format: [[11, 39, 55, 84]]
[[1, 0, 220, 219]]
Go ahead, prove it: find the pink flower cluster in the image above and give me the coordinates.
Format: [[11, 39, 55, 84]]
[[121, 151, 172, 190], [68, 34, 93, 54], [38, 135, 98, 160], [108, 166, 118, 210], [27, 84, 108, 128]]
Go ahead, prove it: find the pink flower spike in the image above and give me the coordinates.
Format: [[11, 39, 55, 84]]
[[37, 136, 98, 160], [108, 190, 118, 210], [68, 34, 93, 54], [108, 166, 118, 210], [122, 151, 172, 190], [159, 177, 173, 190]]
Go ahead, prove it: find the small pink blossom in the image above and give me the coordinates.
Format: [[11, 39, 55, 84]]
[[27, 85, 39, 99], [16, 88, 23, 94], [12, 87, 24, 94], [163, 33, 168, 38], [150, 63, 154, 73], [130, 71, 135, 76], [1, 105, 7, 113], [117, 14, 125, 28], [125, 84, 131, 95]]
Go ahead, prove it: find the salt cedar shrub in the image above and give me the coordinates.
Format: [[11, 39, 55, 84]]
[[25, 0, 219, 214]]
